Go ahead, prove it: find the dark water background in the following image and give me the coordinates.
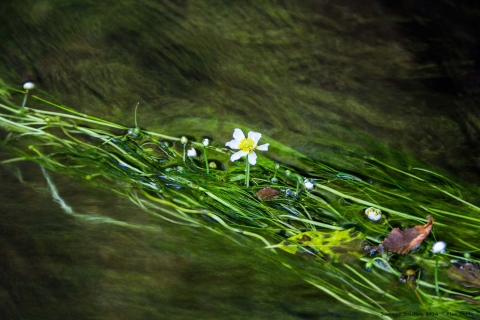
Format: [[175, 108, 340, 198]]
[[1, 0, 480, 319]]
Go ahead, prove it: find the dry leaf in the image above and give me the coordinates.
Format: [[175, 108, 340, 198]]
[[256, 186, 279, 200], [381, 215, 434, 254]]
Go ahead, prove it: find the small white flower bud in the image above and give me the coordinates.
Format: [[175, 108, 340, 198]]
[[202, 138, 210, 147], [432, 241, 446, 254], [365, 207, 382, 221], [187, 148, 197, 157], [23, 82, 35, 90], [304, 179, 314, 190], [180, 136, 188, 144]]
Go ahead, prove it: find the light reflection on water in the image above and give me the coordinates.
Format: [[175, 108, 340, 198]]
[[0, 159, 370, 319]]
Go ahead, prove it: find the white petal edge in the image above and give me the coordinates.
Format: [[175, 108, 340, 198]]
[[256, 143, 269, 151], [248, 131, 262, 146], [232, 128, 245, 142], [247, 151, 257, 165], [230, 150, 248, 162], [225, 139, 240, 149]]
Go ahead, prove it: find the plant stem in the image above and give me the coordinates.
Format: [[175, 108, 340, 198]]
[[183, 144, 186, 162], [245, 155, 250, 188], [435, 255, 439, 296], [295, 175, 300, 195], [21, 90, 29, 108], [204, 146, 209, 174]]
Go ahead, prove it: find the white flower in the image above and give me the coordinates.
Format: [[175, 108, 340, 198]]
[[304, 179, 314, 190], [432, 241, 446, 254], [225, 128, 269, 165], [365, 207, 382, 221], [202, 138, 210, 147], [187, 148, 197, 157], [23, 82, 35, 90]]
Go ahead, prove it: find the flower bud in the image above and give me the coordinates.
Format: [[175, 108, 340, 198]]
[[405, 269, 416, 277], [432, 241, 446, 254], [180, 136, 188, 144], [202, 138, 210, 147], [365, 207, 382, 221], [23, 82, 35, 90], [304, 179, 314, 190], [187, 148, 197, 157], [127, 127, 142, 138]]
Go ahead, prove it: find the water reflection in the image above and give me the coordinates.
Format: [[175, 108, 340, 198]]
[[0, 159, 374, 319]]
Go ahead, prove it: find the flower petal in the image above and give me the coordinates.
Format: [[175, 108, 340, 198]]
[[230, 150, 248, 162], [248, 131, 262, 147], [225, 139, 240, 149], [256, 143, 269, 151], [247, 151, 257, 165], [233, 128, 245, 142]]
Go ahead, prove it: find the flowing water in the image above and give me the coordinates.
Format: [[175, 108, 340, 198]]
[[1, 1, 480, 319]]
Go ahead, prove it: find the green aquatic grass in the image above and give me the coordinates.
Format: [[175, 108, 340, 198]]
[[1, 90, 480, 319]]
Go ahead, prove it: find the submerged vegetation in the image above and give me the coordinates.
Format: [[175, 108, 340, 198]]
[[1, 85, 480, 319]]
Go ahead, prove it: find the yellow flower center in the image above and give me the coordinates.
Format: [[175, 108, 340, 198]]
[[238, 138, 255, 152]]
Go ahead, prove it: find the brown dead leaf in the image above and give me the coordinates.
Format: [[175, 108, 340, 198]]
[[256, 186, 279, 200], [381, 215, 434, 255]]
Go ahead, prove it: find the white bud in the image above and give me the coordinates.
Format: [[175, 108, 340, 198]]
[[187, 148, 197, 157], [432, 241, 446, 254], [23, 82, 35, 90], [202, 138, 210, 147], [304, 179, 314, 190], [180, 136, 188, 144], [365, 207, 382, 221]]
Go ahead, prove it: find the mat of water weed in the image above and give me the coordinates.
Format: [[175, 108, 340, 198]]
[[1, 87, 480, 319]]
